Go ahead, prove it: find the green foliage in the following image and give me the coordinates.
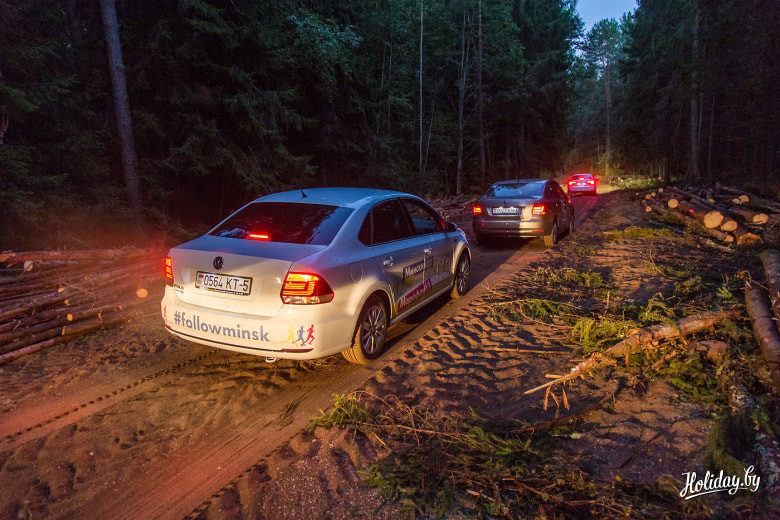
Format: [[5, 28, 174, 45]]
[[603, 226, 675, 240], [307, 393, 371, 433], [311, 393, 711, 519], [573, 316, 630, 355]]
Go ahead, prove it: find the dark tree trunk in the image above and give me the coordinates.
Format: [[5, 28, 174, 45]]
[[100, 0, 142, 220]]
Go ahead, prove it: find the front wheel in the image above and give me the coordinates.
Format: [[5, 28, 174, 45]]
[[343, 295, 388, 364], [543, 221, 558, 247], [450, 253, 470, 298]]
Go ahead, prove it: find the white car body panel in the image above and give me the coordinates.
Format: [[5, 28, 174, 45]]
[[161, 187, 470, 361]]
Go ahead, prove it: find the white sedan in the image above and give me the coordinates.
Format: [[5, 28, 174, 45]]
[[161, 188, 471, 363]]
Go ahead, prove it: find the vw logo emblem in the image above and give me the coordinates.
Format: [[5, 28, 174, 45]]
[[213, 256, 224, 270]]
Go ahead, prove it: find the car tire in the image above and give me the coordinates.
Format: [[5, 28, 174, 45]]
[[543, 221, 558, 247], [343, 294, 388, 364], [450, 253, 470, 299]]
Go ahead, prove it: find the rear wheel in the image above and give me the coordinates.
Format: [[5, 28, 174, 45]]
[[450, 253, 470, 298], [543, 221, 558, 247], [343, 295, 388, 364]]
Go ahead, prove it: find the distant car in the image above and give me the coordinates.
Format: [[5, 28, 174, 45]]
[[161, 188, 471, 364], [566, 173, 597, 196], [472, 179, 574, 247]]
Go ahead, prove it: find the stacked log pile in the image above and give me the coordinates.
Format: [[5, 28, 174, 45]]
[[641, 185, 780, 247], [0, 247, 164, 364]]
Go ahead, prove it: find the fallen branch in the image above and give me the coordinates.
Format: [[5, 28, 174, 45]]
[[525, 310, 740, 396]]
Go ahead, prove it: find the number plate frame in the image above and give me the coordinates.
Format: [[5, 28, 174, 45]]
[[195, 271, 253, 296], [490, 206, 520, 216]]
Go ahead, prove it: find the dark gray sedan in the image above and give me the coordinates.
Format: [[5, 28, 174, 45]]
[[472, 179, 574, 247]]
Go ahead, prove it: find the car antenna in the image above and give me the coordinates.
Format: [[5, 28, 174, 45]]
[[297, 184, 308, 198]]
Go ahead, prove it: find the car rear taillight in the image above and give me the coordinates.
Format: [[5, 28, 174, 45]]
[[281, 273, 334, 304], [472, 205, 483, 215], [164, 256, 173, 286], [587, 179, 595, 185], [567, 180, 576, 186], [531, 204, 546, 215]]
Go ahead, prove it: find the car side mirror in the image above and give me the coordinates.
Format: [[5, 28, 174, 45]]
[[445, 221, 458, 232]]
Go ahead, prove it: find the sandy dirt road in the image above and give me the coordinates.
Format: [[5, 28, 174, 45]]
[[0, 194, 601, 520]]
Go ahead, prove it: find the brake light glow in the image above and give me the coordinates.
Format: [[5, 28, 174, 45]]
[[164, 256, 173, 285], [532, 204, 546, 215], [247, 233, 271, 241], [567, 180, 576, 186], [281, 272, 334, 304], [472, 205, 483, 215], [587, 179, 596, 185]]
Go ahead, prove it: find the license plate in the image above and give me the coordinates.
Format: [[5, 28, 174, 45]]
[[491, 206, 519, 216], [195, 271, 252, 296]]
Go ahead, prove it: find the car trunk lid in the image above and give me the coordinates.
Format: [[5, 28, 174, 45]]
[[169, 235, 324, 317]]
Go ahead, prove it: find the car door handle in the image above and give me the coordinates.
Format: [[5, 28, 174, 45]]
[[423, 248, 432, 255], [383, 257, 395, 267]]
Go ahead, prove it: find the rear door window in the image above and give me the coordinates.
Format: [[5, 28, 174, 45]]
[[400, 198, 445, 236], [360, 199, 411, 245], [210, 202, 353, 245]]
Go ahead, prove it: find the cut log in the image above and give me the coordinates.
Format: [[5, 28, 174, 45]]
[[0, 247, 163, 265], [677, 200, 724, 229], [744, 283, 780, 392], [730, 206, 769, 225], [667, 198, 679, 209], [643, 200, 734, 245], [732, 227, 763, 246], [667, 186, 724, 212], [721, 186, 780, 212], [761, 249, 780, 330], [719, 218, 738, 233]]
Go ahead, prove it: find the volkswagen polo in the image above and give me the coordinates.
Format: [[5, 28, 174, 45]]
[[161, 188, 471, 364]]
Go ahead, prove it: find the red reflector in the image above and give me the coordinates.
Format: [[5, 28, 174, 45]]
[[164, 256, 173, 285], [532, 204, 546, 215], [281, 272, 334, 304], [248, 233, 270, 241], [472, 205, 483, 215]]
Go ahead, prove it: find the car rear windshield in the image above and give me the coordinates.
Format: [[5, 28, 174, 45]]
[[485, 182, 544, 198], [209, 202, 353, 245]]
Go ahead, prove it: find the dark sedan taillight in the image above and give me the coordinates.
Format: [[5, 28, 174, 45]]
[[472, 205, 483, 215]]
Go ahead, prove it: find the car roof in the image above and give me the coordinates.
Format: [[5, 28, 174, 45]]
[[571, 173, 594, 178], [252, 187, 412, 209], [492, 179, 548, 185]]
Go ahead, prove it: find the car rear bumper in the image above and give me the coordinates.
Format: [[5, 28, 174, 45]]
[[161, 286, 354, 360], [567, 185, 597, 195], [472, 216, 553, 238]]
